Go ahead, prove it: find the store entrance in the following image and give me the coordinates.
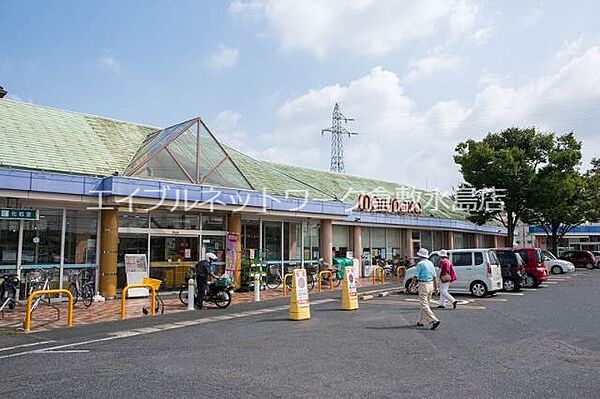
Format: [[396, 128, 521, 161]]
[[150, 235, 198, 290]]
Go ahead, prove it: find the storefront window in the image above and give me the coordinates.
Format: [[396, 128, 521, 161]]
[[433, 231, 444, 251], [263, 222, 282, 263], [64, 210, 97, 265], [0, 219, 19, 271], [361, 228, 371, 266], [412, 230, 421, 256], [150, 236, 198, 290], [332, 225, 349, 258], [302, 223, 320, 264], [421, 230, 433, 252], [386, 228, 401, 259], [453, 232, 465, 249], [21, 209, 62, 267], [118, 233, 148, 289], [119, 212, 148, 228], [151, 211, 200, 230], [202, 213, 225, 231], [371, 228, 386, 260], [201, 236, 225, 261], [284, 222, 302, 262]]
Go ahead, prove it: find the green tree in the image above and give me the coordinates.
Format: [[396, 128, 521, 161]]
[[454, 127, 554, 245], [586, 158, 600, 222], [523, 133, 588, 254]]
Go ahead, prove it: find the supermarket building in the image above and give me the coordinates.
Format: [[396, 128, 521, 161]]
[[0, 99, 507, 299]]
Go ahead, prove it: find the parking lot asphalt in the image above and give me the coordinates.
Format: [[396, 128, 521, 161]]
[[1, 269, 599, 398]]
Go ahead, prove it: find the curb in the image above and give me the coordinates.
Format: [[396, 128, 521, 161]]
[[357, 286, 404, 300]]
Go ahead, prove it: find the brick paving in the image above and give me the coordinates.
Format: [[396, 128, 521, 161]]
[[0, 277, 392, 332]]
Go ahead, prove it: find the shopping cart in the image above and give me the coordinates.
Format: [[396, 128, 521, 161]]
[[142, 277, 165, 315]]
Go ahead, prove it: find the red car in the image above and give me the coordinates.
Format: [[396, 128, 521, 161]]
[[559, 250, 598, 270], [513, 247, 548, 287]]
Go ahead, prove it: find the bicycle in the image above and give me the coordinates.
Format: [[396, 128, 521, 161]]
[[67, 269, 95, 307], [25, 268, 56, 312], [265, 264, 283, 290], [0, 272, 19, 312]]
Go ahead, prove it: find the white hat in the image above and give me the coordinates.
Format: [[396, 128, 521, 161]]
[[439, 249, 449, 258], [417, 248, 429, 258], [205, 252, 218, 261]]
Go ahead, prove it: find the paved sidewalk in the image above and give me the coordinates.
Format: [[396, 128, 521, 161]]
[[0, 277, 396, 332]]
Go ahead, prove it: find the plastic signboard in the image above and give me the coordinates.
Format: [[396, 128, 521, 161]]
[[124, 254, 149, 297]]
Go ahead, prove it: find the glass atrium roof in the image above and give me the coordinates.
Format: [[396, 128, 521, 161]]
[[124, 118, 253, 190]]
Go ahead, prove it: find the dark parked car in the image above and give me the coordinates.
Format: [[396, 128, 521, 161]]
[[559, 250, 597, 270], [495, 249, 525, 292]]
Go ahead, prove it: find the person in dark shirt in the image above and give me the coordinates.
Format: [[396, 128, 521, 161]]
[[195, 252, 218, 309]]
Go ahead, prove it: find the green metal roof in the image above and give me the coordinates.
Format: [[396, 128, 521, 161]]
[[0, 99, 156, 176], [0, 99, 465, 219]]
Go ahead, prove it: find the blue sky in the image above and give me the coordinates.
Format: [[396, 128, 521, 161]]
[[2, 0, 600, 191]]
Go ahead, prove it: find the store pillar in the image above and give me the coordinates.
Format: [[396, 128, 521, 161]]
[[320, 219, 333, 266], [228, 213, 242, 289], [403, 229, 413, 259], [352, 225, 362, 267], [99, 208, 119, 299], [474, 234, 481, 249]]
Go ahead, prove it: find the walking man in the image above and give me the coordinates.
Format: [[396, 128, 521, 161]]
[[437, 249, 458, 309], [414, 248, 441, 330]]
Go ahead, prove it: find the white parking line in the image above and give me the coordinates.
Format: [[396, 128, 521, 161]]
[[520, 288, 538, 291], [0, 298, 338, 360], [0, 340, 55, 352], [543, 281, 558, 284], [496, 292, 525, 296]]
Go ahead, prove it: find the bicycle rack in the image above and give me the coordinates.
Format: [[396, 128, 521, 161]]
[[24, 289, 73, 332], [121, 283, 156, 319], [318, 271, 333, 293], [371, 266, 385, 285], [282, 273, 294, 297]]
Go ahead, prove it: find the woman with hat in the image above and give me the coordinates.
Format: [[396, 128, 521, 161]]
[[437, 249, 458, 309], [414, 248, 441, 330]]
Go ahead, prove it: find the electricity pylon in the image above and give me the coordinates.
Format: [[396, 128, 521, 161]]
[[321, 103, 358, 173]]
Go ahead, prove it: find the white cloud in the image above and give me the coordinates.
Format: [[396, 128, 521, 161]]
[[403, 52, 464, 83], [554, 36, 585, 63], [240, 46, 600, 191], [207, 44, 239, 70], [230, 0, 492, 57], [211, 110, 248, 149], [520, 3, 543, 28], [98, 50, 121, 75]]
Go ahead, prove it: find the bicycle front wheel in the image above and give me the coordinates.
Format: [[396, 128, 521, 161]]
[[82, 285, 94, 307], [68, 283, 79, 305], [266, 274, 282, 290], [179, 285, 189, 306]]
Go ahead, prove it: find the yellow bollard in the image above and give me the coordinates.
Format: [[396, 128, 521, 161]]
[[121, 283, 156, 320], [289, 268, 310, 320], [24, 289, 74, 332], [282, 273, 294, 297], [341, 267, 359, 311], [371, 266, 384, 285], [318, 270, 333, 293]]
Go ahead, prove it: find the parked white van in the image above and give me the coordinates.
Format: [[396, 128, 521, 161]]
[[403, 249, 503, 297]]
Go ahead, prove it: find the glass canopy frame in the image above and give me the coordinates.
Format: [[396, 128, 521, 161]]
[[124, 117, 253, 190]]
